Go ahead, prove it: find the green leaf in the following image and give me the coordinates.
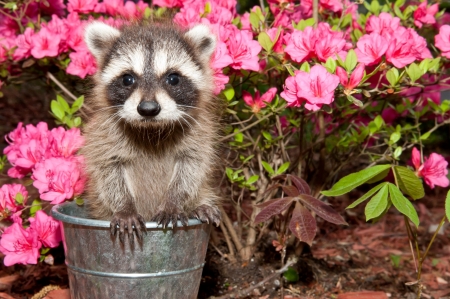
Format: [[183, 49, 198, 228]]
[[344, 49, 357, 72], [234, 131, 243, 143], [57, 95, 71, 113], [258, 32, 273, 52], [322, 165, 391, 197], [445, 190, 450, 222], [366, 168, 390, 184], [15, 193, 24, 204], [386, 68, 399, 86], [390, 255, 401, 268], [300, 62, 310, 72], [374, 115, 384, 129], [276, 162, 290, 175], [73, 116, 82, 127], [246, 175, 259, 185], [40, 247, 50, 255], [261, 161, 275, 175], [365, 185, 389, 221], [393, 147, 403, 159], [395, 0, 405, 7], [71, 95, 84, 114], [226, 167, 234, 181], [75, 197, 84, 205], [30, 199, 42, 217], [406, 63, 423, 83], [283, 267, 299, 282], [419, 59, 430, 73], [420, 131, 431, 140], [388, 183, 419, 227], [324, 57, 337, 73], [393, 166, 424, 200], [262, 131, 272, 141], [394, 5, 405, 19], [51, 100, 65, 120], [371, 0, 380, 14], [428, 57, 441, 72], [390, 131, 401, 144], [347, 182, 388, 209], [249, 12, 260, 29], [223, 86, 235, 101]]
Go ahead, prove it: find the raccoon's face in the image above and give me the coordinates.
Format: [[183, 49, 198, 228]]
[[84, 22, 216, 126]]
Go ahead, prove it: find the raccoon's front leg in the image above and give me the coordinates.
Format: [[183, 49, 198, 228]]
[[100, 163, 146, 243]]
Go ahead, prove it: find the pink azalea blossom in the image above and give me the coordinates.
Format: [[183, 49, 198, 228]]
[[66, 50, 97, 79], [226, 26, 261, 71], [366, 12, 400, 36], [13, 28, 34, 60], [385, 30, 417, 69], [414, 1, 439, 28], [0, 223, 41, 266], [285, 27, 316, 63], [295, 65, 340, 111], [174, 7, 202, 28], [39, 0, 66, 16], [68, 0, 98, 13], [50, 127, 85, 158], [152, 0, 183, 8], [266, 28, 284, 53], [435, 25, 450, 59], [32, 157, 85, 204], [355, 33, 388, 66], [242, 87, 277, 113], [336, 63, 365, 92], [30, 27, 61, 59], [280, 71, 301, 106], [0, 184, 27, 214], [412, 147, 449, 189], [213, 71, 229, 95], [29, 211, 61, 248]]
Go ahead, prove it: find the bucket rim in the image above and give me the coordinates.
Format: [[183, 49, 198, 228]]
[[51, 201, 205, 228]]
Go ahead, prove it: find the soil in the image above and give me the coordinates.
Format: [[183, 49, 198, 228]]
[[1, 82, 450, 299]]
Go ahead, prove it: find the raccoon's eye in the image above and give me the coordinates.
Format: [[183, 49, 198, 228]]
[[122, 74, 135, 86], [167, 73, 180, 86]]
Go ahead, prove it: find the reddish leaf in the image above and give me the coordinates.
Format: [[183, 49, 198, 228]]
[[287, 175, 311, 195], [272, 174, 287, 181], [263, 183, 282, 196], [256, 197, 293, 209], [298, 194, 348, 225], [254, 197, 295, 224], [289, 203, 317, 246], [282, 185, 300, 197]]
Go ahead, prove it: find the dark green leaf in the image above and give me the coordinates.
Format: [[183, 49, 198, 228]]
[[322, 164, 391, 196], [347, 182, 388, 209], [283, 267, 299, 282]]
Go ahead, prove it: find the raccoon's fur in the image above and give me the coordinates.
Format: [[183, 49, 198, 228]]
[[81, 21, 221, 238]]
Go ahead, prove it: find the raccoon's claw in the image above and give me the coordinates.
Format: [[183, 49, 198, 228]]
[[110, 212, 147, 244], [151, 210, 189, 228], [190, 205, 221, 226]]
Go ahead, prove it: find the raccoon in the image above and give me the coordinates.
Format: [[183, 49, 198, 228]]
[[81, 21, 221, 242]]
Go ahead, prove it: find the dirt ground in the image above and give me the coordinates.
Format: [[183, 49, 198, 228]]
[[1, 82, 450, 299]]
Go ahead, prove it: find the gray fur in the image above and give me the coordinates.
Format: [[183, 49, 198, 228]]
[[81, 22, 221, 225]]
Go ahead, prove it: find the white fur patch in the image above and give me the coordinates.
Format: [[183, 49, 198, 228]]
[[153, 49, 168, 77], [120, 90, 142, 121], [154, 90, 182, 121], [84, 22, 120, 62], [184, 24, 217, 62], [102, 46, 146, 83]]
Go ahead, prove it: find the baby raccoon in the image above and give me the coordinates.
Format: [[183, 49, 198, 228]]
[[81, 21, 221, 242]]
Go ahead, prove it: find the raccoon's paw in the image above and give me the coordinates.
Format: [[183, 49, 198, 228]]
[[151, 208, 189, 229], [189, 205, 221, 227], [110, 212, 147, 245]]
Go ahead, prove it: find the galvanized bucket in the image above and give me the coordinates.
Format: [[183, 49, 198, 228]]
[[52, 201, 211, 299]]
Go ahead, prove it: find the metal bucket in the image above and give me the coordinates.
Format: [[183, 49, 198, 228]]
[[52, 202, 211, 299]]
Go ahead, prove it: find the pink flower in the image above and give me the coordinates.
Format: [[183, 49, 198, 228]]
[[68, 0, 98, 13], [295, 65, 340, 111], [213, 71, 229, 95], [281, 71, 301, 106], [50, 127, 85, 158], [412, 147, 449, 189], [174, 7, 201, 27], [66, 50, 97, 79], [32, 157, 85, 204], [243, 87, 277, 113], [385, 30, 417, 69], [13, 28, 34, 60], [30, 27, 61, 59], [366, 12, 400, 36], [285, 27, 315, 63], [39, 0, 66, 16], [226, 27, 261, 71], [414, 1, 439, 28], [336, 63, 365, 92], [314, 28, 347, 62], [29, 211, 61, 248], [0, 184, 28, 213], [152, 0, 183, 8], [355, 33, 388, 66], [266, 28, 284, 53], [0, 223, 41, 266], [435, 25, 450, 59]]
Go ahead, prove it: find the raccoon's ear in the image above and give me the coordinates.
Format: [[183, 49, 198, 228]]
[[84, 22, 121, 64], [185, 25, 217, 63]]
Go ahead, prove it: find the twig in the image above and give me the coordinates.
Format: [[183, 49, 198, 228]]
[[219, 221, 237, 263], [209, 257, 298, 299], [46, 72, 78, 102], [220, 207, 244, 256]]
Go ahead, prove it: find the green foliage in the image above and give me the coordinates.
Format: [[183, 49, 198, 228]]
[[283, 267, 299, 282], [51, 95, 84, 128]]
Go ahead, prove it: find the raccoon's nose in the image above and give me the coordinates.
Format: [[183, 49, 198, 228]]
[[137, 101, 161, 117]]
